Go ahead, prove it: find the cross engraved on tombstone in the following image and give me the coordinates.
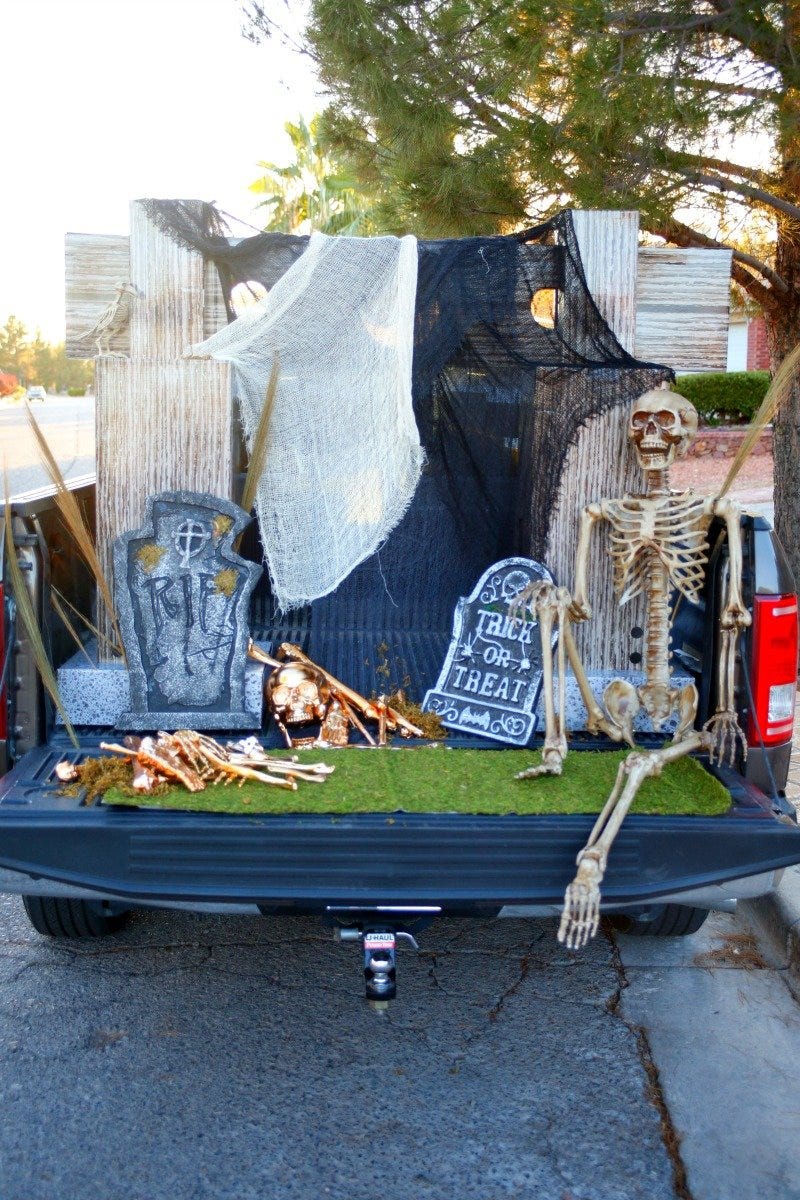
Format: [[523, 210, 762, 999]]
[[423, 557, 554, 745], [114, 491, 262, 730]]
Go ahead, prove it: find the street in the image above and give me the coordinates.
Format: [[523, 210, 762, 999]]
[[0, 898, 796, 1200], [1, 395, 95, 501]]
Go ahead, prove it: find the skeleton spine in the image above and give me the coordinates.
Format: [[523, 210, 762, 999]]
[[645, 554, 671, 688]]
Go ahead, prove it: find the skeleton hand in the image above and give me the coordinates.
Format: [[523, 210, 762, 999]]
[[507, 580, 548, 624], [557, 847, 605, 949], [703, 711, 747, 768], [569, 596, 592, 623]]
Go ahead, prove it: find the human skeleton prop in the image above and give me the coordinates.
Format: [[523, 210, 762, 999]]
[[98, 731, 334, 792], [509, 382, 750, 949], [249, 641, 424, 748]]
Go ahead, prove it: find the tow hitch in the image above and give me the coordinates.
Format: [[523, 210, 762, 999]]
[[329, 906, 439, 1009]]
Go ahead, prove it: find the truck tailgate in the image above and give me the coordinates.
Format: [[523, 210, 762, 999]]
[[1, 742, 799, 908]]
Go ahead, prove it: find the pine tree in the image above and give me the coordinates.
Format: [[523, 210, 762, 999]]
[[245, 0, 800, 582]]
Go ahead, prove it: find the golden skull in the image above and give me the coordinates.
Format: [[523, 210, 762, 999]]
[[266, 662, 331, 726], [628, 382, 698, 472]]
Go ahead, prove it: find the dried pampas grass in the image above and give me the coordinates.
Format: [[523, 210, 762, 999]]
[[4, 473, 79, 748], [240, 358, 279, 518], [49, 589, 93, 666], [24, 403, 124, 660], [719, 342, 800, 498]]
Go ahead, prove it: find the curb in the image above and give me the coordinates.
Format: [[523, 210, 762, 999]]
[[740, 864, 800, 982]]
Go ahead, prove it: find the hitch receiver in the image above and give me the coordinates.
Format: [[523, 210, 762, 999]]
[[336, 924, 421, 1009]]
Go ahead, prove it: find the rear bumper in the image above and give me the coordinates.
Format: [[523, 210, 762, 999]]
[[2, 744, 800, 913]]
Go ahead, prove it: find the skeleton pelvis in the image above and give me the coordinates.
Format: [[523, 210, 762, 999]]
[[637, 681, 673, 728], [603, 677, 698, 735], [603, 679, 640, 741]]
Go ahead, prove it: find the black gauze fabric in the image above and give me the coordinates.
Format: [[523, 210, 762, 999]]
[[142, 201, 671, 698]]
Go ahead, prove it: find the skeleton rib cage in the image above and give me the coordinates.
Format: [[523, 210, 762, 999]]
[[604, 493, 713, 607]]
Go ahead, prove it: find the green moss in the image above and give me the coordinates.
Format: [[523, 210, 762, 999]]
[[102, 747, 730, 817], [212, 514, 233, 538], [214, 568, 238, 596], [136, 543, 166, 573]]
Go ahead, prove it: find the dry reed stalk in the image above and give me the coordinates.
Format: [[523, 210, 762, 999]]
[[241, 359, 280, 518], [24, 403, 125, 660], [51, 580, 122, 657], [50, 589, 93, 665], [719, 342, 800, 497], [4, 474, 79, 748], [51, 585, 123, 657]]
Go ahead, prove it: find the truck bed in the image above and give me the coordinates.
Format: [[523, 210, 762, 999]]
[[1, 738, 798, 913]]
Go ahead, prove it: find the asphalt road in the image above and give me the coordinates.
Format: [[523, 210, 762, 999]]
[[1, 395, 95, 501], [0, 899, 797, 1200]]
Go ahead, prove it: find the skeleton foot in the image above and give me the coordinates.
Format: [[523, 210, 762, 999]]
[[517, 741, 566, 779], [703, 711, 747, 767], [557, 848, 604, 949]]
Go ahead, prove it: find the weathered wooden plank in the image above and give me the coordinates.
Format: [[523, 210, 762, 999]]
[[90, 203, 237, 657], [66, 232, 229, 355], [65, 233, 130, 358], [203, 260, 229, 339], [95, 358, 234, 608], [547, 211, 647, 671], [129, 201, 205, 357], [635, 246, 732, 371]]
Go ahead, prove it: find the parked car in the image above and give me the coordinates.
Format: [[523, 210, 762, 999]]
[[25, 385, 46, 403]]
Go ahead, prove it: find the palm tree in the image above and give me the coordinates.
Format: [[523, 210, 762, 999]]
[[250, 115, 375, 235]]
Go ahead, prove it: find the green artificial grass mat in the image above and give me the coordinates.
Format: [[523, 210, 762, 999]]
[[102, 746, 731, 817]]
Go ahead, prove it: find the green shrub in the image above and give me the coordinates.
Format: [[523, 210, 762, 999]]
[[66, 386, 86, 397], [675, 371, 770, 425]]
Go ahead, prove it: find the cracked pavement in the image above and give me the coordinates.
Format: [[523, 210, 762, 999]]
[[0, 895, 798, 1200]]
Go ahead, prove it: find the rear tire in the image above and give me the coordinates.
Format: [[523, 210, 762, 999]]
[[21, 896, 129, 939], [609, 904, 709, 937]]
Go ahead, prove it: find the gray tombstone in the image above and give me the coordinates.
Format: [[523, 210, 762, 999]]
[[114, 491, 261, 730], [423, 557, 553, 745]]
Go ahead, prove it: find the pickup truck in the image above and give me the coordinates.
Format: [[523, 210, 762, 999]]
[[1, 481, 799, 1002]]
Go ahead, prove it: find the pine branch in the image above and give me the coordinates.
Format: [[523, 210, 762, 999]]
[[677, 169, 800, 223], [608, 5, 785, 74], [663, 151, 778, 187]]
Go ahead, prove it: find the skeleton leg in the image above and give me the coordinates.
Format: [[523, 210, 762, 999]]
[[558, 732, 707, 949], [517, 585, 569, 778], [703, 628, 747, 766], [560, 623, 632, 745]]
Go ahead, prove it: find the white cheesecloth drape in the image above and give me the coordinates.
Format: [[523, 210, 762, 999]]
[[188, 232, 422, 611]]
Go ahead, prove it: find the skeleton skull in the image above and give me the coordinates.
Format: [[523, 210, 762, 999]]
[[267, 662, 331, 726], [629, 382, 698, 471]]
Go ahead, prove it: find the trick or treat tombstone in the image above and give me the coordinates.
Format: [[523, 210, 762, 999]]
[[114, 491, 261, 730], [424, 558, 553, 745]]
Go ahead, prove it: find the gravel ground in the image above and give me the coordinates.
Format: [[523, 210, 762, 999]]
[[671, 447, 774, 503]]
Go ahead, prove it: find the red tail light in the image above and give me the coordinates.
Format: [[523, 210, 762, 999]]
[[748, 593, 798, 746], [0, 582, 7, 743]]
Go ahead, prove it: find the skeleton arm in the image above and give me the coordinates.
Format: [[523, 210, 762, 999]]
[[712, 497, 751, 630], [703, 496, 750, 765], [571, 503, 604, 621]]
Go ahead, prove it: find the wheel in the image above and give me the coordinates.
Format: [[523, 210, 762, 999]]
[[609, 904, 709, 937], [21, 896, 129, 939]]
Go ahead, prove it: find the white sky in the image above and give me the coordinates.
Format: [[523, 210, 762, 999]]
[[0, 0, 320, 340]]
